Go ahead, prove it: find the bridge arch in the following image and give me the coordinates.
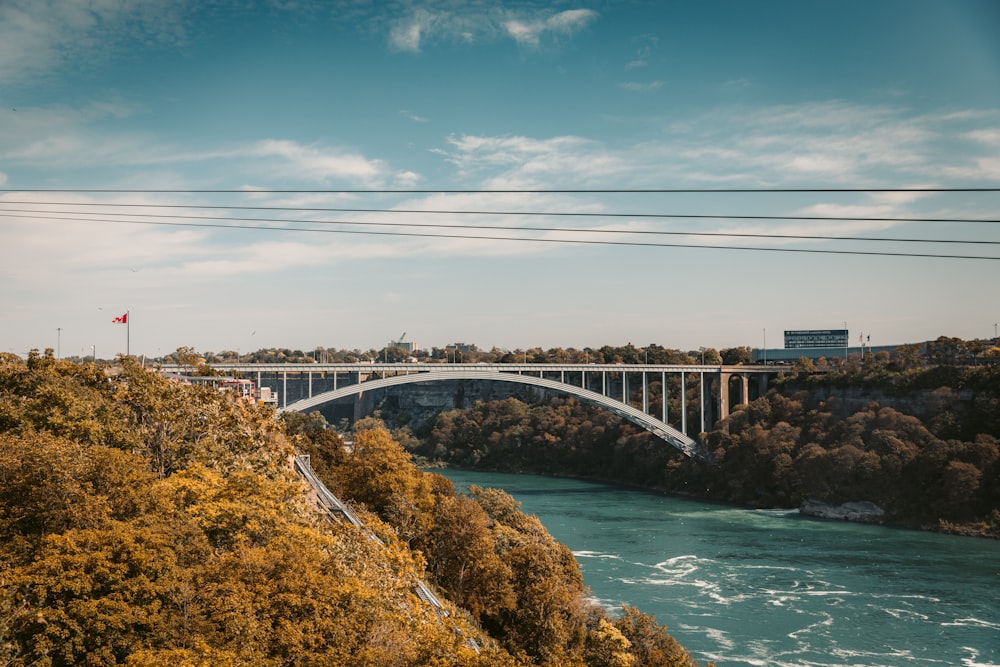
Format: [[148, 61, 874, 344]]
[[279, 369, 702, 459]]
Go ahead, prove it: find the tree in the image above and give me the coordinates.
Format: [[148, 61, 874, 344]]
[[614, 606, 705, 667], [334, 419, 431, 519], [721, 346, 753, 365], [428, 495, 515, 622], [793, 356, 816, 373]]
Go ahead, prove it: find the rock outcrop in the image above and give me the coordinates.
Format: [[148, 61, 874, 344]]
[[800, 498, 885, 524]]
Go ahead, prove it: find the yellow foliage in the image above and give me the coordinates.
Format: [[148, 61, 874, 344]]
[[0, 357, 704, 667]]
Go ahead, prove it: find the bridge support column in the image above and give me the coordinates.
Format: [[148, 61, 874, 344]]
[[718, 372, 753, 423], [662, 371, 667, 424], [719, 371, 730, 422], [757, 372, 768, 398], [681, 373, 687, 435], [642, 372, 648, 414], [699, 372, 705, 433]]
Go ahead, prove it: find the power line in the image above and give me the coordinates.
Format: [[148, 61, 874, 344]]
[[0, 208, 996, 246], [1, 199, 997, 225], [2, 187, 1000, 194], [1, 211, 997, 260]]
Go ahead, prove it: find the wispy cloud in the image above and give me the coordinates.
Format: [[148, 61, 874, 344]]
[[388, 6, 597, 52], [722, 77, 752, 91], [246, 140, 388, 183], [504, 9, 598, 47], [625, 34, 658, 69], [436, 101, 1000, 200], [0, 99, 398, 187], [400, 109, 430, 123], [965, 128, 1000, 146], [0, 0, 190, 85], [619, 80, 666, 93]]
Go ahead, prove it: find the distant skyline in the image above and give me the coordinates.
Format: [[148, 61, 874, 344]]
[[2, 0, 998, 359]]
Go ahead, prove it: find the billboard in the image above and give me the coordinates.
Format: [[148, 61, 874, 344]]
[[784, 329, 848, 349]]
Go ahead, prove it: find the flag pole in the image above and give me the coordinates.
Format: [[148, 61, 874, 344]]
[[127, 310, 130, 357]]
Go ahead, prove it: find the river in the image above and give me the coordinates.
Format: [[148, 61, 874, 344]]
[[439, 469, 1000, 667]]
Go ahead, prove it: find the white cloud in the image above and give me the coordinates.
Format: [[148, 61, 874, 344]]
[[619, 80, 666, 93], [395, 170, 422, 187], [247, 139, 387, 183], [504, 9, 597, 47], [0, 101, 395, 185], [965, 129, 1000, 146], [388, 6, 496, 52], [427, 101, 1000, 247], [387, 6, 597, 52], [389, 9, 432, 52]]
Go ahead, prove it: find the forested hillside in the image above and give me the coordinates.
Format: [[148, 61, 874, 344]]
[[0, 351, 707, 667], [415, 365, 1000, 538]]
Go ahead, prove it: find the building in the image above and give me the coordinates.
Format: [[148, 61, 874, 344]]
[[753, 328, 899, 363]]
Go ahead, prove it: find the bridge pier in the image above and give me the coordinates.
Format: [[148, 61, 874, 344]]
[[717, 371, 769, 422]]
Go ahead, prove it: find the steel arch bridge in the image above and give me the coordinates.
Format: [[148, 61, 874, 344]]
[[281, 368, 702, 458], [162, 362, 778, 461]]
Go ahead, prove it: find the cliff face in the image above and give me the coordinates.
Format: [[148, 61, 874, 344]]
[[791, 385, 973, 420], [352, 379, 560, 430]]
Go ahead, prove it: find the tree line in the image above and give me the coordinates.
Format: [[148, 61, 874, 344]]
[[148, 334, 1000, 369], [412, 363, 1000, 538]]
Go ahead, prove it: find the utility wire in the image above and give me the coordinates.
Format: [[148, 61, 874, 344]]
[[0, 208, 996, 246], [1, 211, 997, 260], [2, 187, 1000, 194], [1, 199, 997, 225]]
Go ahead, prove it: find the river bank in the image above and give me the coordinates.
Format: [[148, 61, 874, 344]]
[[421, 458, 999, 539]]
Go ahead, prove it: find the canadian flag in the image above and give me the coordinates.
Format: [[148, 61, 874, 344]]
[[113, 313, 128, 324]]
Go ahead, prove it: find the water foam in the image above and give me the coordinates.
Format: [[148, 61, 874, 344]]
[[573, 550, 622, 560]]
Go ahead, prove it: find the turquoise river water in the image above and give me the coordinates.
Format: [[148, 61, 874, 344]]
[[440, 469, 999, 667]]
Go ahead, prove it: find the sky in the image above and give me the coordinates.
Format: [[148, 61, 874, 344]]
[[1, 0, 999, 360]]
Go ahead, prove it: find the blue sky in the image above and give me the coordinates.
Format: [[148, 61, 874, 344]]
[[1, 0, 999, 359]]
